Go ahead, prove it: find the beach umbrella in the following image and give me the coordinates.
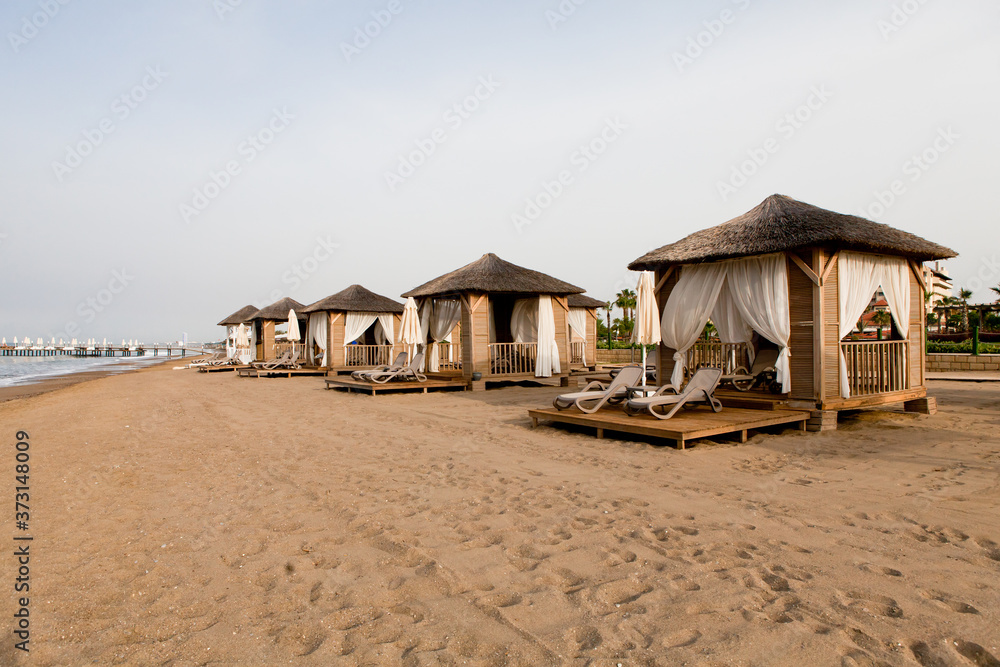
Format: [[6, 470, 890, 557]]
[[1, 338, 5, 346], [399, 297, 422, 363], [12, 337, 16, 345], [632, 271, 662, 388], [286, 309, 300, 355]]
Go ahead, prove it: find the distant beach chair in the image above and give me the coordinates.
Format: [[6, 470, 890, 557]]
[[553, 364, 644, 413], [624, 367, 723, 420], [720, 348, 780, 392], [369, 353, 426, 383], [251, 348, 299, 371], [191, 350, 226, 367], [351, 351, 408, 381]]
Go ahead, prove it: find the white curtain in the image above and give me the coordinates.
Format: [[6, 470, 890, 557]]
[[568, 308, 588, 365], [428, 299, 462, 372], [725, 254, 792, 393], [536, 295, 561, 377], [711, 284, 754, 369], [343, 312, 378, 346], [837, 252, 911, 397], [376, 313, 395, 360], [308, 312, 328, 366], [660, 263, 729, 387], [246, 324, 257, 364], [511, 298, 538, 343]]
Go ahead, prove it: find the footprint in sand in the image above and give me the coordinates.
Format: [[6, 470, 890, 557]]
[[974, 537, 1000, 562], [839, 590, 904, 618], [565, 625, 602, 651], [910, 641, 950, 667], [951, 639, 1000, 666], [664, 628, 701, 648], [921, 590, 979, 615]]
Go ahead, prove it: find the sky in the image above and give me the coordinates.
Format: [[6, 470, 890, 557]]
[[1, 0, 998, 343]]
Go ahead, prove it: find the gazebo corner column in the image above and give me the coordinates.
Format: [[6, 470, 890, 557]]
[[552, 295, 571, 386], [461, 292, 489, 390], [654, 266, 679, 386], [262, 321, 275, 361]]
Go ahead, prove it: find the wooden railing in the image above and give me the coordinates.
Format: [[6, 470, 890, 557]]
[[840, 340, 908, 396], [435, 342, 462, 371], [488, 342, 537, 375], [570, 341, 586, 365], [274, 342, 297, 359], [685, 340, 751, 375], [345, 344, 393, 367]]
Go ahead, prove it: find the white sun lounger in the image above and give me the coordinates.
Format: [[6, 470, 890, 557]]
[[553, 364, 645, 413], [624, 367, 723, 420]]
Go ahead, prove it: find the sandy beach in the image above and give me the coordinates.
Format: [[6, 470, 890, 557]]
[[1, 362, 998, 665]]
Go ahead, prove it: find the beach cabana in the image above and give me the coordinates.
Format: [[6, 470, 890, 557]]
[[628, 194, 956, 417], [402, 253, 584, 387], [217, 305, 259, 359], [302, 285, 404, 373], [247, 298, 306, 362], [567, 294, 604, 370]]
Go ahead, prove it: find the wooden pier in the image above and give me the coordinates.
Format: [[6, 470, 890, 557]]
[[0, 345, 207, 358]]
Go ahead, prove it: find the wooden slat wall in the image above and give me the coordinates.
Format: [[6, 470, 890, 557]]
[[586, 307, 597, 366], [909, 270, 924, 388], [460, 292, 490, 379], [787, 252, 815, 400], [262, 320, 275, 361], [329, 314, 345, 367], [656, 268, 679, 386], [822, 256, 841, 398]]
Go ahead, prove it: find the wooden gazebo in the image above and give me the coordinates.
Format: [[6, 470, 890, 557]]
[[402, 253, 585, 388], [301, 285, 404, 373], [217, 304, 259, 359], [246, 297, 306, 362], [628, 194, 956, 421]]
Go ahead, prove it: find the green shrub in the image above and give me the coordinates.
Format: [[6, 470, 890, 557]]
[[926, 340, 1000, 354]]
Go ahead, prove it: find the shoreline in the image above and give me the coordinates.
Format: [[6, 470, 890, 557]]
[[0, 355, 200, 403]]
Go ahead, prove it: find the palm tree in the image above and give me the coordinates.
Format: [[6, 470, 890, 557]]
[[991, 283, 1000, 303], [615, 288, 636, 322], [599, 302, 613, 347], [959, 288, 973, 331]]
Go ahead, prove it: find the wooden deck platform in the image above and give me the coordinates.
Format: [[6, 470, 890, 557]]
[[324, 377, 469, 395], [197, 365, 242, 373], [237, 367, 328, 378], [528, 406, 809, 449]]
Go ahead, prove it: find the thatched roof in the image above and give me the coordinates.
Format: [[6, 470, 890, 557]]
[[568, 294, 606, 309], [302, 285, 404, 314], [217, 305, 259, 326], [402, 253, 584, 298], [248, 297, 306, 321], [629, 194, 957, 270]]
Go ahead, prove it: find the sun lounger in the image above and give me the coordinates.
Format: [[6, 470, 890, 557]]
[[721, 348, 780, 392], [369, 353, 426, 383], [251, 348, 300, 371], [190, 350, 225, 367], [352, 352, 408, 380], [553, 365, 644, 413], [624, 367, 723, 420]]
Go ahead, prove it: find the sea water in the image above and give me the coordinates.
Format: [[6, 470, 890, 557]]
[[0, 353, 183, 388]]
